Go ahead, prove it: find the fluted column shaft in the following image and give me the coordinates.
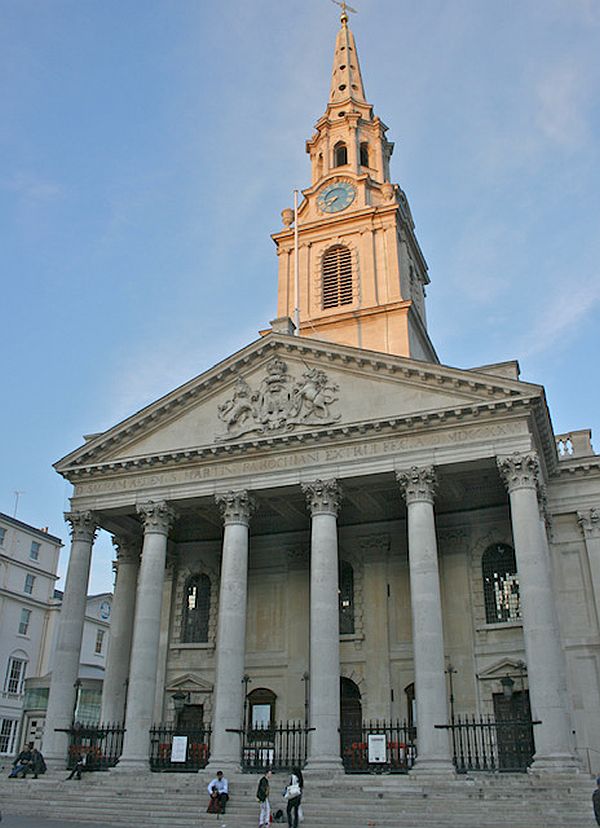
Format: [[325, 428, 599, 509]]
[[498, 453, 578, 772], [42, 511, 98, 765], [116, 501, 176, 771], [206, 491, 254, 770], [578, 508, 600, 629], [397, 467, 453, 773], [303, 479, 343, 770], [100, 536, 140, 723]]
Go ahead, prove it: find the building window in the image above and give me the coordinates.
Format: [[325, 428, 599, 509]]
[[0, 527, 6, 546], [322, 244, 353, 309], [95, 629, 105, 654], [30, 541, 40, 561], [18, 608, 31, 636], [247, 688, 277, 731], [4, 657, 27, 695], [359, 142, 369, 167], [334, 141, 348, 166], [24, 574, 35, 595], [182, 574, 211, 643], [482, 543, 521, 623], [339, 560, 355, 634], [0, 719, 18, 755]]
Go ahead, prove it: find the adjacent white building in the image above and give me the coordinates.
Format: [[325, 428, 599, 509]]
[[0, 513, 62, 756]]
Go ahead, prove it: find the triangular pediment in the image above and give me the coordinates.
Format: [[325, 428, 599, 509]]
[[166, 673, 213, 693], [478, 659, 527, 681], [55, 333, 544, 477]]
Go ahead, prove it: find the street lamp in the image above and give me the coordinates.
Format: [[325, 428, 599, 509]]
[[445, 663, 457, 723], [301, 672, 310, 729], [500, 675, 515, 701], [172, 691, 188, 730]]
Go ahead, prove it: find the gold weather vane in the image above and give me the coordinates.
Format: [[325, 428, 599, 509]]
[[331, 0, 358, 23]]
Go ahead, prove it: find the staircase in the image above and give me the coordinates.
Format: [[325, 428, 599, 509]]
[[0, 769, 596, 827]]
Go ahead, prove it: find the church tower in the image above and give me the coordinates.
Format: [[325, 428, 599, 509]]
[[272, 8, 438, 362]]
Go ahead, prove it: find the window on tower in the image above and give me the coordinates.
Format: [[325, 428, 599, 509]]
[[334, 142, 348, 167], [322, 245, 353, 309], [359, 142, 369, 167]]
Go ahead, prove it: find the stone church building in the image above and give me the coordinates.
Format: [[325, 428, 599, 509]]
[[42, 11, 600, 776]]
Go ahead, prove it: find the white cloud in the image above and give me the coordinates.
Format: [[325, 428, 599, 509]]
[[535, 61, 592, 150], [517, 278, 600, 358]]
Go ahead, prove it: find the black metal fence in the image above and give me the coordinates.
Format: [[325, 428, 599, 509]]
[[341, 719, 417, 773], [241, 721, 310, 772], [66, 722, 125, 770], [149, 724, 212, 771], [436, 715, 538, 773]]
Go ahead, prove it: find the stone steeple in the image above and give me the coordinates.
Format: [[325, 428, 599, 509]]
[[271, 13, 438, 363], [328, 8, 367, 109]]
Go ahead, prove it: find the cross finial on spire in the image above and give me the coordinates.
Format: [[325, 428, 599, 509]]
[[331, 0, 357, 26]]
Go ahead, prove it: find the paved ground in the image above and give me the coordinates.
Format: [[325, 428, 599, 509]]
[[0, 818, 121, 828]]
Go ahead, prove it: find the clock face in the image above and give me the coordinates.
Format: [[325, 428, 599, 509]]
[[317, 181, 356, 213], [99, 600, 111, 620]]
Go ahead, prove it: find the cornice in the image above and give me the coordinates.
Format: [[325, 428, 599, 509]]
[[55, 335, 544, 479], [61, 397, 536, 482]]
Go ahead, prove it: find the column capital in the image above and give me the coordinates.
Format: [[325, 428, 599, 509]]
[[578, 507, 600, 540], [64, 510, 99, 543], [302, 478, 342, 517], [497, 451, 540, 494], [396, 466, 437, 505], [215, 490, 255, 526], [136, 501, 177, 535], [111, 534, 141, 565]]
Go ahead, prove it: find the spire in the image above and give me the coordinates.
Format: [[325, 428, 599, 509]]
[[328, 7, 367, 108]]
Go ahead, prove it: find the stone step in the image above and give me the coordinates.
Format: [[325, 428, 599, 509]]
[[0, 773, 595, 828]]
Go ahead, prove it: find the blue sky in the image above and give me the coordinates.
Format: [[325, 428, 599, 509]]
[[2, 0, 599, 594]]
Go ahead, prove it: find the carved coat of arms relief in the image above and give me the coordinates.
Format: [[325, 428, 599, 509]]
[[216, 357, 341, 441]]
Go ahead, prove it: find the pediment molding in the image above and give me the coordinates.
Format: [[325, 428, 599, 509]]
[[477, 659, 528, 681], [55, 334, 545, 479], [166, 672, 213, 693]]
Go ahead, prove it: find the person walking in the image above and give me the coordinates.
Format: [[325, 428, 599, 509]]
[[284, 766, 304, 828], [256, 768, 272, 828], [593, 776, 600, 826]]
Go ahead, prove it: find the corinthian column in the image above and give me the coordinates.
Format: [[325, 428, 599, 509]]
[[206, 490, 255, 771], [42, 511, 98, 766], [302, 479, 343, 771], [115, 501, 176, 771], [396, 466, 453, 774], [497, 452, 578, 772], [100, 535, 140, 724], [578, 508, 600, 629]]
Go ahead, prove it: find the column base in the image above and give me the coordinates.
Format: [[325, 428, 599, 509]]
[[529, 753, 582, 774], [303, 755, 344, 776], [111, 756, 150, 773], [410, 756, 456, 776], [205, 759, 241, 775]]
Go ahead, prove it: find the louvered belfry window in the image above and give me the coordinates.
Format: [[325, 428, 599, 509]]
[[322, 244, 353, 309]]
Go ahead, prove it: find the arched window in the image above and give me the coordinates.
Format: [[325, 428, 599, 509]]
[[247, 687, 277, 730], [359, 142, 369, 167], [182, 574, 211, 643], [322, 244, 353, 309], [334, 142, 348, 167], [482, 544, 521, 624], [339, 560, 354, 634]]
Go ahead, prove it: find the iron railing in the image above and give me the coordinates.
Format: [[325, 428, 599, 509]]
[[66, 721, 125, 770], [240, 721, 311, 772], [436, 715, 539, 773], [149, 724, 211, 772], [340, 719, 417, 773]]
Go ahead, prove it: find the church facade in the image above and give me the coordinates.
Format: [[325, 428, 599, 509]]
[[42, 11, 600, 776]]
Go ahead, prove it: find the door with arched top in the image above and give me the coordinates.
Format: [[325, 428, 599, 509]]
[[340, 677, 364, 769]]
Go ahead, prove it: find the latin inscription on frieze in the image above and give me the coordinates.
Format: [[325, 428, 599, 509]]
[[74, 421, 523, 497]]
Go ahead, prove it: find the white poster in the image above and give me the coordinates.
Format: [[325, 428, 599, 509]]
[[368, 734, 386, 763], [171, 735, 188, 763]]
